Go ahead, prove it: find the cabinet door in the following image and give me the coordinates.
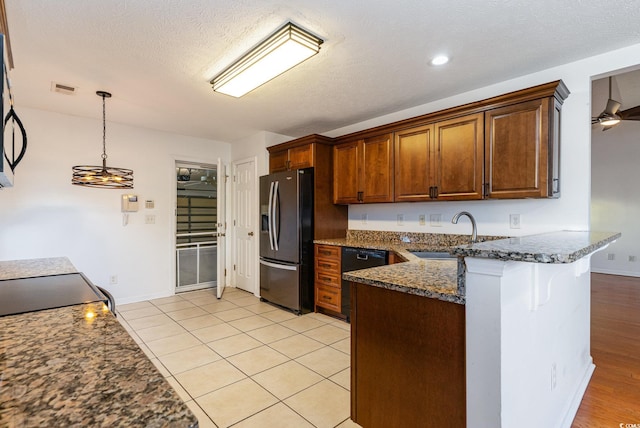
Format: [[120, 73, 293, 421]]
[[394, 124, 434, 202], [485, 99, 550, 198], [434, 113, 484, 200], [288, 144, 313, 170], [269, 150, 289, 173], [333, 141, 360, 204], [361, 134, 394, 203]]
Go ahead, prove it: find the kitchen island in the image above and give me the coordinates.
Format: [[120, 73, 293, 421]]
[[330, 230, 619, 428], [0, 257, 198, 427]]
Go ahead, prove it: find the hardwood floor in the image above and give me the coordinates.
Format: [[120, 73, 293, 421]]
[[572, 273, 640, 427]]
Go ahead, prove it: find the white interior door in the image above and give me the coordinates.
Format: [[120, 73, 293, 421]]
[[216, 158, 227, 299], [233, 158, 257, 294]]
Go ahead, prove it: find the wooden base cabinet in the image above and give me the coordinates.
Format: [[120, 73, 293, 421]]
[[314, 244, 343, 316], [351, 282, 466, 428]]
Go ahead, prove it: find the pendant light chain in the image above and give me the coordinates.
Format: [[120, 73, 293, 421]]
[[101, 93, 107, 161]]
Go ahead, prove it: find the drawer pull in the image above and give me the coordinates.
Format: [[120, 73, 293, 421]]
[[320, 276, 333, 282], [320, 263, 332, 268], [322, 295, 332, 300]]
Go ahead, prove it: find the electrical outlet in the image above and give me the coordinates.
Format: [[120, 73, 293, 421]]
[[629, 255, 637, 262], [607, 253, 615, 261], [397, 214, 404, 225], [109, 275, 118, 285], [418, 214, 426, 226], [430, 214, 442, 227], [509, 214, 521, 229], [145, 214, 156, 224], [361, 213, 368, 224]]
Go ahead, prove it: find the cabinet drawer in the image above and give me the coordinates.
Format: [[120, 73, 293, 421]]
[[315, 257, 340, 274], [315, 270, 341, 288], [315, 284, 341, 312], [315, 245, 341, 259]]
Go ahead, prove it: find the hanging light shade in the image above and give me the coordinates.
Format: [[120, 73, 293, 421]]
[[211, 22, 323, 97], [72, 91, 133, 188]]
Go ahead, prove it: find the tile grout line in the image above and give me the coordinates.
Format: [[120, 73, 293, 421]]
[[122, 288, 354, 427]]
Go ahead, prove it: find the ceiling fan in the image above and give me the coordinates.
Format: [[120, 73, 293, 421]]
[[592, 76, 640, 130]]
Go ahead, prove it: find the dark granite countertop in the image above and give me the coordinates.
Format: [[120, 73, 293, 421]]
[[315, 234, 469, 305], [0, 257, 198, 427], [451, 231, 621, 263], [315, 230, 620, 305]]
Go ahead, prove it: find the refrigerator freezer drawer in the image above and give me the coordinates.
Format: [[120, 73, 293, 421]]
[[259, 259, 301, 313]]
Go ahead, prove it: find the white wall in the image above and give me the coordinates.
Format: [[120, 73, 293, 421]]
[[326, 44, 640, 238], [466, 256, 594, 428], [230, 130, 293, 177], [0, 107, 230, 304], [591, 120, 640, 276]]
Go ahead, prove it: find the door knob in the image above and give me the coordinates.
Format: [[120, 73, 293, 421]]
[[248, 231, 254, 236]]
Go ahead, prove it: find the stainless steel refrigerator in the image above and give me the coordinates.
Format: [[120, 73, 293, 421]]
[[259, 168, 313, 314]]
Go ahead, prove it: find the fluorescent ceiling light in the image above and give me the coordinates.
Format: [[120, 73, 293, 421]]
[[430, 55, 449, 66], [211, 22, 323, 98]]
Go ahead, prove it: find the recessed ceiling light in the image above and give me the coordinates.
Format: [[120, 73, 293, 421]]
[[430, 55, 449, 66]]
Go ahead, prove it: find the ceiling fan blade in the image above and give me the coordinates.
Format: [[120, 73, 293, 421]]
[[604, 99, 621, 115], [619, 105, 640, 121]]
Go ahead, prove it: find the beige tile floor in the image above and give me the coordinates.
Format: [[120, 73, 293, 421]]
[[117, 287, 362, 428]]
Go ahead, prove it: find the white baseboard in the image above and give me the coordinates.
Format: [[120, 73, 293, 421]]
[[560, 360, 595, 428], [591, 267, 640, 278]]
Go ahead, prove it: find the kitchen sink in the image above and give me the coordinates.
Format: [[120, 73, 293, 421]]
[[408, 250, 457, 260]]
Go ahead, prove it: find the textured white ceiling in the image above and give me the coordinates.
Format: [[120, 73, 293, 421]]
[[6, 0, 640, 142]]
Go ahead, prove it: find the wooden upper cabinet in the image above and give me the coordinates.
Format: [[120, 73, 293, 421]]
[[333, 141, 360, 204], [269, 149, 289, 173], [434, 113, 484, 200], [268, 144, 313, 172], [394, 124, 434, 202], [485, 98, 559, 198], [288, 144, 313, 170], [394, 113, 483, 202], [334, 134, 393, 204], [361, 134, 394, 203]]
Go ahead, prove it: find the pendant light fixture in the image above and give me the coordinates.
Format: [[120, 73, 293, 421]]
[[72, 91, 133, 188]]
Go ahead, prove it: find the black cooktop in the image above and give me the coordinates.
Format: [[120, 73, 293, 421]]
[[0, 272, 106, 317]]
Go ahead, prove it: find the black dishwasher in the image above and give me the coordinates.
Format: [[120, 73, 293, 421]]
[[341, 247, 388, 319]]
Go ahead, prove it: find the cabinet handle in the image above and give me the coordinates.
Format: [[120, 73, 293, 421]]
[[433, 186, 438, 198], [357, 191, 363, 202], [286, 160, 291, 170], [320, 276, 333, 282], [429, 186, 434, 199], [320, 263, 332, 268], [322, 295, 332, 300], [483, 183, 490, 197], [320, 250, 331, 255]]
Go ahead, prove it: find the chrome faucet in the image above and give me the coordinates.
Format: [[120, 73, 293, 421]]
[[452, 211, 477, 244]]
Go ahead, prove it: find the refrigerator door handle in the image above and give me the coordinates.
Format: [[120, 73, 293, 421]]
[[268, 181, 275, 250], [260, 259, 297, 271], [273, 181, 280, 251]]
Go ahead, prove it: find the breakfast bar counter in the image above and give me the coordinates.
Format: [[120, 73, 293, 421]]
[[0, 257, 197, 427]]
